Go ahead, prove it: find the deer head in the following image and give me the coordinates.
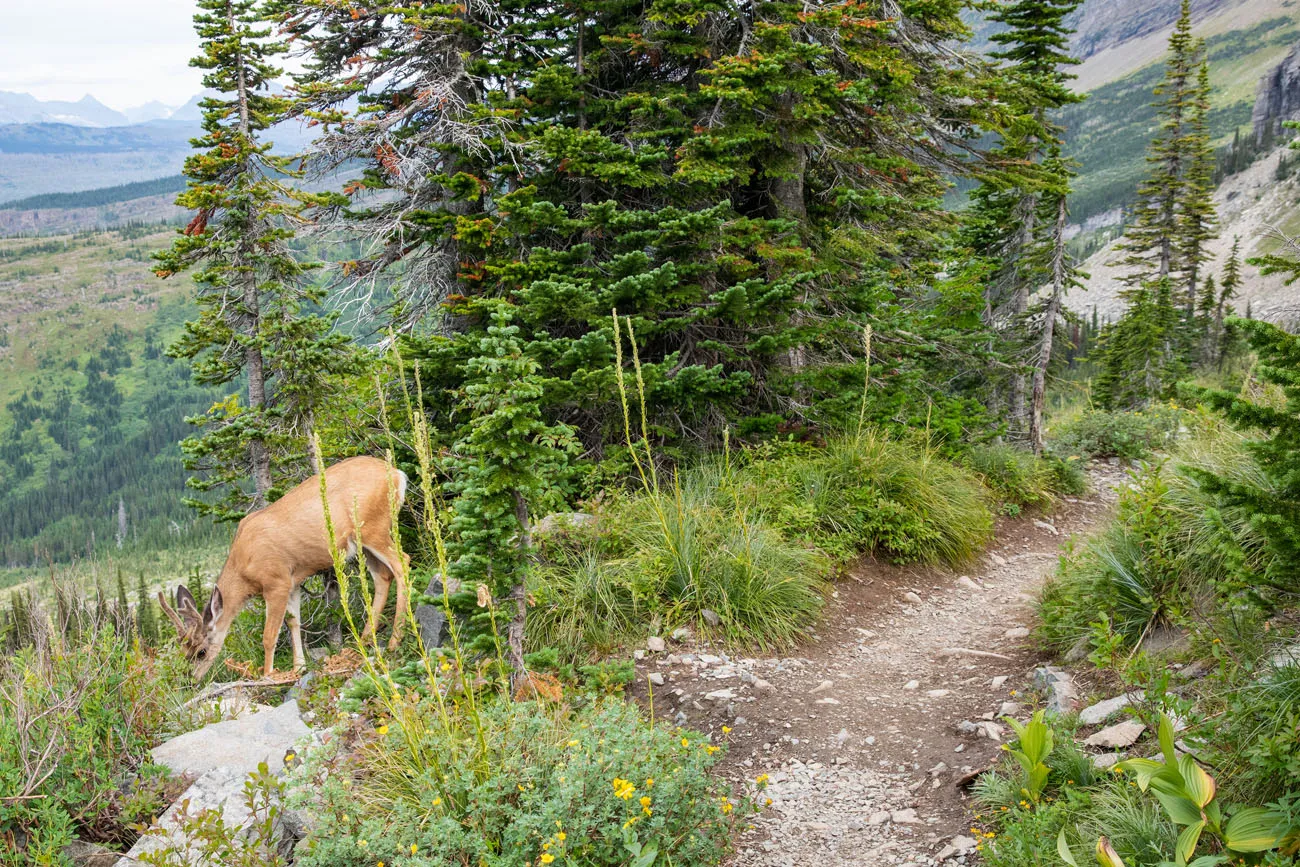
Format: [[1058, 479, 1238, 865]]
[[159, 585, 224, 679]]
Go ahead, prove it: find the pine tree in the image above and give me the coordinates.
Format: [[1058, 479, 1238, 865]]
[[136, 573, 159, 646], [962, 0, 1083, 442], [1182, 319, 1300, 595], [444, 307, 577, 685], [1093, 277, 1184, 409], [1112, 0, 1208, 288], [279, 0, 998, 450], [156, 0, 354, 520], [1178, 56, 1218, 315]]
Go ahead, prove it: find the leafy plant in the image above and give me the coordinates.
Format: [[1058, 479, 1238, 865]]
[[1051, 407, 1183, 460], [1007, 711, 1056, 804], [1061, 716, 1290, 867]]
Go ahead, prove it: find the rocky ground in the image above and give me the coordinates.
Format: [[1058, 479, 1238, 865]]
[[631, 462, 1132, 867]]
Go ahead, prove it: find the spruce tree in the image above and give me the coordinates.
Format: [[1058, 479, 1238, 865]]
[[1093, 277, 1184, 409], [1112, 0, 1207, 288], [136, 573, 159, 646], [279, 0, 997, 450], [962, 0, 1082, 442], [1178, 56, 1218, 315], [156, 0, 354, 520], [1182, 319, 1300, 595]]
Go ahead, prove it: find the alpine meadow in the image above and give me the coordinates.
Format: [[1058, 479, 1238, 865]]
[[9, 1, 1300, 865]]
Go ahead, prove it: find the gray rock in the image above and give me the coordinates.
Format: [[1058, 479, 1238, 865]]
[[701, 609, 721, 627], [647, 636, 667, 653], [937, 836, 979, 861], [151, 701, 309, 780], [1032, 666, 1079, 715], [903, 679, 920, 690], [647, 672, 665, 686], [1085, 720, 1146, 749], [1034, 519, 1059, 535], [810, 680, 834, 695], [867, 811, 891, 825], [998, 701, 1022, 717], [64, 841, 117, 867], [670, 626, 693, 642], [115, 766, 294, 865], [1078, 692, 1143, 726], [1091, 752, 1124, 770], [990, 675, 1009, 688], [705, 688, 736, 702], [891, 808, 921, 824], [1140, 624, 1190, 656], [956, 576, 983, 592], [532, 511, 598, 537], [414, 573, 462, 649], [753, 678, 775, 693], [1064, 634, 1092, 663], [902, 591, 924, 605], [1004, 626, 1031, 640]]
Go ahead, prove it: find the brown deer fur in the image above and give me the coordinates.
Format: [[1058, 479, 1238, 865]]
[[160, 456, 409, 679]]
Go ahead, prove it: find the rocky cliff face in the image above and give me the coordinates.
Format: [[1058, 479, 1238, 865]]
[[1253, 39, 1300, 145], [1068, 0, 1232, 60]]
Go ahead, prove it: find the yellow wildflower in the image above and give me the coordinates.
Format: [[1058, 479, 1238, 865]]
[[645, 778, 654, 787], [376, 725, 388, 735], [722, 726, 732, 734], [556, 832, 566, 842], [410, 844, 418, 855], [681, 737, 690, 747], [706, 745, 720, 755], [359, 840, 367, 847], [566, 739, 580, 747], [612, 778, 636, 800], [540, 856, 555, 865], [432, 797, 442, 807], [756, 774, 769, 785]]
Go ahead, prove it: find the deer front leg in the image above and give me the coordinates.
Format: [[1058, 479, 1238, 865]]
[[262, 587, 289, 677], [285, 585, 306, 672]]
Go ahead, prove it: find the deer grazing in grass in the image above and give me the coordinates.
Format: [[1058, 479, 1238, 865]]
[[159, 456, 410, 679]]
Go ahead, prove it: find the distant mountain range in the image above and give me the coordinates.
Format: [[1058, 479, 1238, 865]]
[[0, 90, 315, 206]]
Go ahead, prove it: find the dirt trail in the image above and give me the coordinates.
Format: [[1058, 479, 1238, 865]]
[[634, 464, 1128, 867]]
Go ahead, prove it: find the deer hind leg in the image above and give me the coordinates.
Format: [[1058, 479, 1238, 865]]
[[263, 585, 290, 677], [363, 543, 408, 652], [286, 584, 306, 671]]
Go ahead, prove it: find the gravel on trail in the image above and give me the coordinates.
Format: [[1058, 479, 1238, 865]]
[[633, 464, 1129, 867]]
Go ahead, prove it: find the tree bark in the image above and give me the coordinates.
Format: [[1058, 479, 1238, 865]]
[[507, 491, 531, 693], [1008, 192, 1037, 437], [1030, 196, 1070, 455]]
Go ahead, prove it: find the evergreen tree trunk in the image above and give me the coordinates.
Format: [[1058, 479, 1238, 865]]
[[1008, 193, 1037, 435], [1030, 196, 1069, 454]]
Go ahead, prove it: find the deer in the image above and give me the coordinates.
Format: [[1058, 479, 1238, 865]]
[[159, 456, 410, 680]]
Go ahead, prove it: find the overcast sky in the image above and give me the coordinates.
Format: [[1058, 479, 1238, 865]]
[[0, 0, 203, 109]]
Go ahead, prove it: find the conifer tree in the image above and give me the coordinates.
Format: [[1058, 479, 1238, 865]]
[[156, 0, 353, 520], [962, 0, 1082, 441], [1179, 56, 1218, 313], [1093, 277, 1185, 408], [279, 0, 997, 449], [1095, 0, 1217, 406], [136, 573, 159, 646], [1112, 0, 1208, 288], [1182, 319, 1300, 594]]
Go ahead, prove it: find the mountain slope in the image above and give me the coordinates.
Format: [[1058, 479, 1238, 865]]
[[1069, 143, 1300, 323]]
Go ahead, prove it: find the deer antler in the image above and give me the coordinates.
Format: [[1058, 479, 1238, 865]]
[[157, 591, 185, 633]]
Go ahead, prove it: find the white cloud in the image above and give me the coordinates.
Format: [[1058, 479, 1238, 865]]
[[0, 0, 202, 109]]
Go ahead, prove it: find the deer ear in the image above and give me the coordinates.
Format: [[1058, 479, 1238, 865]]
[[176, 585, 201, 620], [204, 587, 223, 625]]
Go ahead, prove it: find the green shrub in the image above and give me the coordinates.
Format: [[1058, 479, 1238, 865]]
[[744, 430, 994, 566], [288, 695, 754, 867], [1050, 406, 1184, 460], [963, 444, 1088, 509], [530, 465, 827, 660], [0, 629, 188, 862]]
